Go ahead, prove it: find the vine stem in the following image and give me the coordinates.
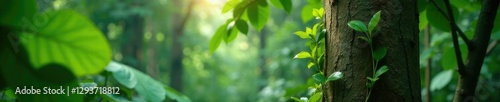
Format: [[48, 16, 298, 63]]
[[365, 88, 373, 102]]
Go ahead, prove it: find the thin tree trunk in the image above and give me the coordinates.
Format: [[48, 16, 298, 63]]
[[170, 0, 195, 92], [121, 14, 144, 71], [454, 0, 499, 101], [323, 0, 420, 101], [425, 25, 432, 102]]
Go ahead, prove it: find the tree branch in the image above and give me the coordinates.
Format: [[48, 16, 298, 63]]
[[443, 0, 466, 74], [429, 0, 474, 49], [454, 0, 499, 101]]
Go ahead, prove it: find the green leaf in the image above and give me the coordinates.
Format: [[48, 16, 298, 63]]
[[373, 46, 387, 61], [357, 36, 370, 43], [312, 24, 319, 37], [294, 31, 310, 39], [366, 77, 379, 83], [164, 86, 192, 102], [348, 20, 367, 33], [440, 44, 468, 70], [301, 5, 314, 23], [270, 0, 292, 14], [375, 66, 389, 78], [222, 0, 241, 13], [294, 51, 312, 59], [0, 46, 83, 102], [418, 0, 428, 13], [131, 66, 167, 102], [209, 24, 226, 53], [326, 71, 343, 82], [20, 10, 111, 77], [235, 19, 249, 35], [105, 61, 138, 88], [419, 10, 429, 31], [307, 61, 315, 69], [430, 70, 453, 91], [312, 8, 324, 19], [247, 0, 270, 31], [0, 0, 37, 28], [317, 29, 326, 41], [368, 11, 381, 34], [309, 92, 322, 102], [312, 73, 326, 83], [426, 1, 459, 32], [224, 22, 239, 43]]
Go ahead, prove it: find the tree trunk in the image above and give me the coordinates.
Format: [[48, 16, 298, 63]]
[[323, 0, 420, 101], [121, 14, 144, 71], [170, 0, 194, 92]]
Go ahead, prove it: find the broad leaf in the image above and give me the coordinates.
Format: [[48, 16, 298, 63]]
[[294, 51, 312, 59], [368, 11, 381, 34], [348, 20, 367, 33], [375, 66, 389, 78], [312, 73, 326, 83], [373, 46, 387, 61], [209, 24, 226, 53], [131, 66, 167, 102], [440, 44, 468, 70], [164, 86, 192, 102], [222, 0, 240, 13], [327, 71, 343, 82], [235, 19, 249, 35], [312, 8, 324, 18], [301, 5, 314, 23], [317, 29, 326, 41], [20, 10, 111, 77], [105, 61, 138, 88], [247, 0, 270, 31], [224, 22, 239, 43], [426, 1, 459, 32], [0, 0, 37, 28], [430, 70, 453, 91], [270, 0, 292, 14]]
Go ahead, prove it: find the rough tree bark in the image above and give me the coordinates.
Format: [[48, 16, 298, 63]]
[[323, 0, 420, 101]]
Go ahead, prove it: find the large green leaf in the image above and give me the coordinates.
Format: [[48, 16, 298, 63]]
[[270, 0, 292, 14], [105, 61, 138, 89], [430, 70, 453, 91], [440, 44, 468, 70], [301, 5, 314, 23], [131, 65, 167, 102], [419, 10, 428, 31], [0, 44, 83, 102], [209, 24, 226, 53], [164, 86, 192, 102], [247, 0, 270, 31], [0, 0, 37, 28], [222, 0, 241, 13], [426, 1, 459, 32], [224, 22, 239, 43], [19, 10, 111, 77]]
